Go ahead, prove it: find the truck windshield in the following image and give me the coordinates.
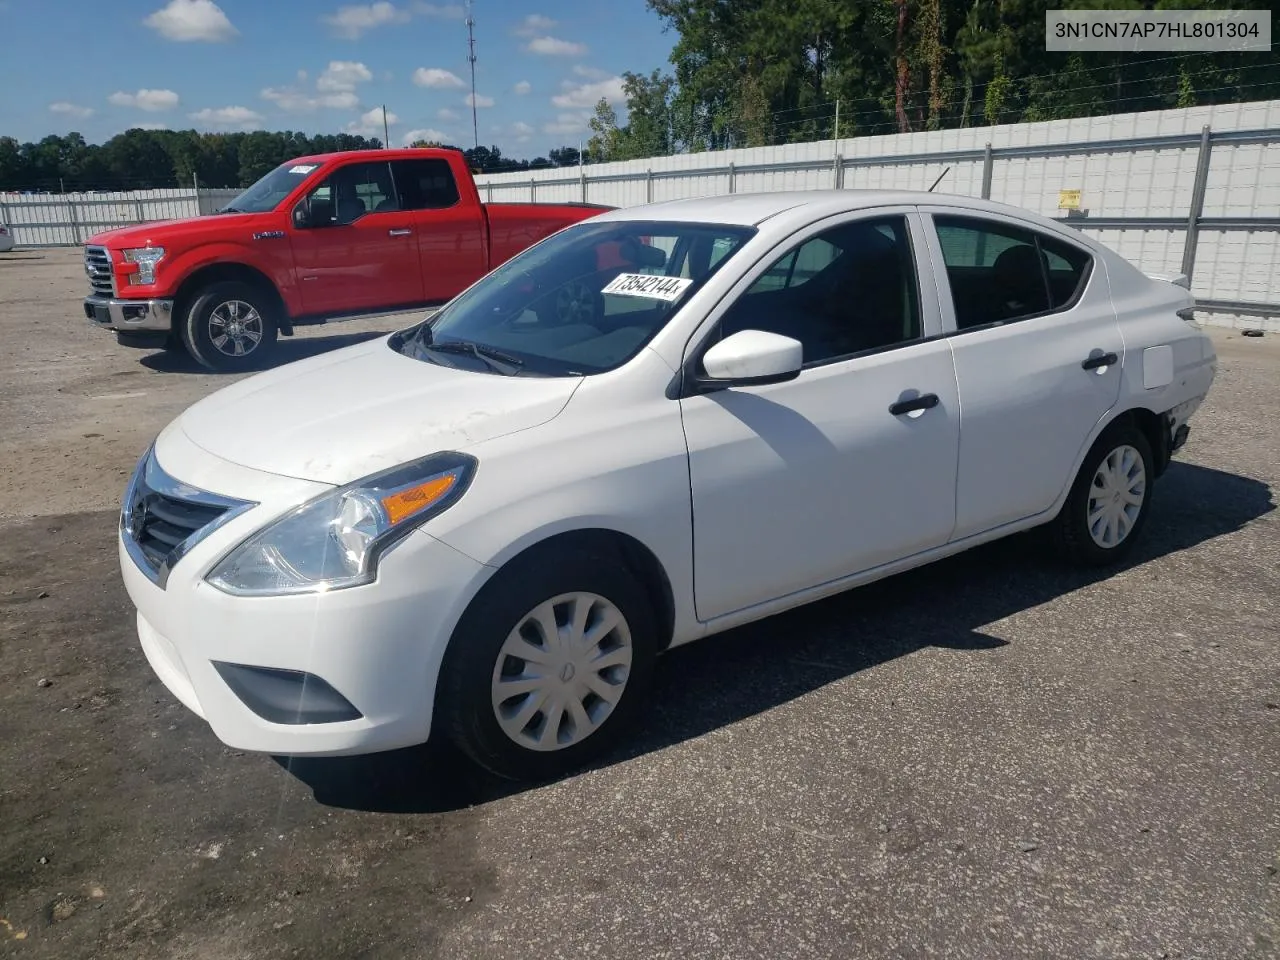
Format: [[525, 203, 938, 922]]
[[221, 161, 324, 213], [396, 220, 755, 376]]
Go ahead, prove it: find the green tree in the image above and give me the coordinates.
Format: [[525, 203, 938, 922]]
[[586, 98, 623, 162]]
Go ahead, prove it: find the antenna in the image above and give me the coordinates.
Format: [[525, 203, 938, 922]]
[[928, 166, 951, 192], [465, 0, 478, 151]]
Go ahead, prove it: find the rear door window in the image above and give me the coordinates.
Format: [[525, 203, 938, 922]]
[[391, 158, 461, 210]]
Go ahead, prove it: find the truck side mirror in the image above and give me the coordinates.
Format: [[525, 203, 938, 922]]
[[292, 201, 312, 229]]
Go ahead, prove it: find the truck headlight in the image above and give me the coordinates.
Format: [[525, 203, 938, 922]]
[[206, 453, 477, 597], [123, 246, 166, 285]]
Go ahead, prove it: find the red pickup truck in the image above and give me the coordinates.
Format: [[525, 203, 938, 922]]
[[82, 148, 610, 371]]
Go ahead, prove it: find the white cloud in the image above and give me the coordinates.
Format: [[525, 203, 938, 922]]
[[437, 107, 459, 121], [542, 112, 590, 136], [49, 102, 95, 119], [346, 106, 399, 136], [403, 127, 450, 145], [513, 80, 531, 95], [144, 0, 238, 41], [189, 105, 264, 130], [572, 65, 609, 80], [551, 76, 625, 109], [465, 93, 495, 108], [413, 67, 465, 89], [513, 13, 555, 36], [412, 2, 464, 17], [261, 86, 358, 112], [317, 60, 373, 92], [323, 1, 410, 38], [527, 35, 587, 56], [512, 121, 534, 142], [108, 89, 181, 112], [297, 69, 309, 82]]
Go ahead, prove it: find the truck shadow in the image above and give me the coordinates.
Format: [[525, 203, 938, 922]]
[[279, 460, 1274, 813], [138, 330, 393, 373]]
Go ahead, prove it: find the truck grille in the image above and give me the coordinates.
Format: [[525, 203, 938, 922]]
[[122, 448, 255, 588], [85, 245, 114, 297]]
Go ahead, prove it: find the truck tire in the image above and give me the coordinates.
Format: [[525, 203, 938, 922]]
[[180, 281, 279, 373]]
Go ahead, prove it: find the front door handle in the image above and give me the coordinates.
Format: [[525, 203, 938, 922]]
[[388, 228, 413, 237], [889, 393, 940, 416], [1081, 351, 1119, 371]]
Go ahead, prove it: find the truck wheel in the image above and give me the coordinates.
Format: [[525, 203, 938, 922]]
[[181, 281, 279, 373]]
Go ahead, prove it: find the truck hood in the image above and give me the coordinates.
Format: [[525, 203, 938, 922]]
[[176, 337, 582, 486], [88, 212, 267, 249]]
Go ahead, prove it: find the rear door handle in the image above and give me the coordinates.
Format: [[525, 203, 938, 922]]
[[1081, 351, 1118, 371], [889, 393, 940, 416], [388, 228, 413, 237]]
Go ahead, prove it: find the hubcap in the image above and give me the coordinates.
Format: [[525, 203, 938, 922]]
[[1087, 444, 1146, 548], [491, 592, 632, 752], [208, 300, 264, 357]]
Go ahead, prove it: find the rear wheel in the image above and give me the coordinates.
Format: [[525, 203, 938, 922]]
[[1050, 419, 1154, 566], [180, 281, 279, 373], [439, 544, 657, 781]]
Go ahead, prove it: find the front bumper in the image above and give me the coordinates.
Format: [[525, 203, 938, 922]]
[[84, 295, 174, 332], [120, 434, 493, 757]]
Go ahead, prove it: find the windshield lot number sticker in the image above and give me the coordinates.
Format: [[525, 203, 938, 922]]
[[289, 165, 318, 174], [602, 273, 694, 302]]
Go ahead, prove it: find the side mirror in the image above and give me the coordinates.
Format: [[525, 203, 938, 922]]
[[291, 201, 312, 229], [697, 330, 803, 390]]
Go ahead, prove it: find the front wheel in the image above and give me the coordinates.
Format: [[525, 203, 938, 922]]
[[180, 281, 279, 373], [438, 544, 657, 781], [1050, 419, 1155, 566]]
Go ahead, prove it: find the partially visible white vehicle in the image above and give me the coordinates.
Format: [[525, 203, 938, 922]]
[[118, 190, 1216, 780], [0, 223, 14, 252]]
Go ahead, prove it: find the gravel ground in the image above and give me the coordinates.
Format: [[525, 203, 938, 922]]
[[0, 247, 1277, 960]]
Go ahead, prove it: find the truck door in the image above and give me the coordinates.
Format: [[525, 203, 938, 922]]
[[389, 158, 487, 303], [290, 160, 425, 315]]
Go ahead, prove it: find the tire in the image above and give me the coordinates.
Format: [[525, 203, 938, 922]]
[[1049, 417, 1155, 566], [438, 542, 658, 781], [180, 281, 279, 373]]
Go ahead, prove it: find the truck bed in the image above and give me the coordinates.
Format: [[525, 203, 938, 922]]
[[483, 202, 613, 270]]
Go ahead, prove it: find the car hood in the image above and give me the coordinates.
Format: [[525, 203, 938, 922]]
[[177, 337, 583, 486], [88, 212, 266, 249]]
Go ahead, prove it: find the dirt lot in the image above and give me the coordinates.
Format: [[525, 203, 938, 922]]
[[1, 247, 1277, 960]]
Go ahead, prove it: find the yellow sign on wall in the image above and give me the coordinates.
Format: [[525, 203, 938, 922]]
[[1058, 189, 1083, 210]]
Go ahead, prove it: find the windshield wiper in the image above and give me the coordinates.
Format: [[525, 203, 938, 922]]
[[219, 205, 244, 214], [423, 338, 524, 375]]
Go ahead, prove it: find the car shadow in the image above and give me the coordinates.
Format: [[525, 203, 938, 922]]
[[279, 460, 1274, 814], [138, 330, 393, 374]]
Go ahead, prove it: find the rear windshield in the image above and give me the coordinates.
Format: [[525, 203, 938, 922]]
[[395, 220, 755, 376]]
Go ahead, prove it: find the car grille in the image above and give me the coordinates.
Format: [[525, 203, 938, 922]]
[[122, 448, 254, 588], [85, 245, 114, 297]]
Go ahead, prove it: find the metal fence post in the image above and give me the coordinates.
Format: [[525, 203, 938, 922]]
[[66, 198, 81, 245], [486, 182, 493, 202], [530, 177, 536, 202], [833, 154, 843, 189], [580, 165, 587, 203], [1181, 124, 1213, 283], [981, 143, 993, 199], [728, 162, 736, 194], [646, 169, 653, 203], [135, 198, 145, 223]]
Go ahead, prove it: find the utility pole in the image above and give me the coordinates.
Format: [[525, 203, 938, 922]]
[[382, 104, 390, 149], [466, 0, 478, 151]]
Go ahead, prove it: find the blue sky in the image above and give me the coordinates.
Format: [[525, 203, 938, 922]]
[[0, 0, 675, 158]]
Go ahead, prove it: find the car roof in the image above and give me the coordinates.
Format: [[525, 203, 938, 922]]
[[590, 189, 1089, 240]]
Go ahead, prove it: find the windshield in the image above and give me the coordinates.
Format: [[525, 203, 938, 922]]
[[396, 219, 755, 376], [222, 160, 325, 213]]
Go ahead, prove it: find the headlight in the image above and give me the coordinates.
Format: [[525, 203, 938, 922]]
[[206, 452, 476, 597], [123, 246, 166, 285]]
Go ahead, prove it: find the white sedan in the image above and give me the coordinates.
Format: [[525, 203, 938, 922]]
[[119, 190, 1217, 780]]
